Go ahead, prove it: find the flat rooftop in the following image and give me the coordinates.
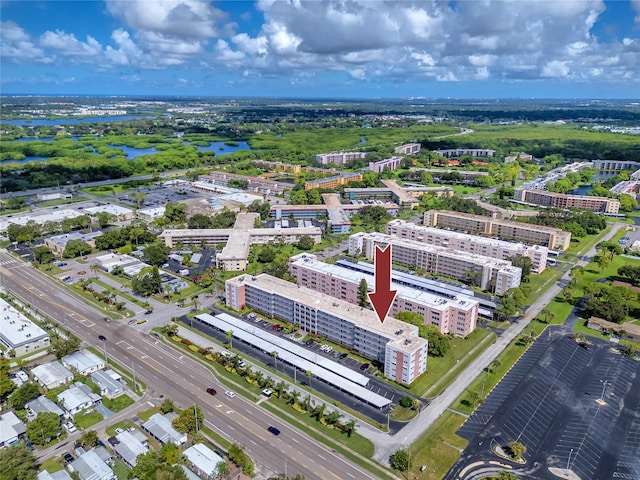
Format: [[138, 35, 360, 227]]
[[0, 298, 48, 348], [228, 273, 426, 353], [290, 255, 478, 312]]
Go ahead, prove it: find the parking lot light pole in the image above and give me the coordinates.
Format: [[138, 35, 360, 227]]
[[566, 448, 573, 474], [98, 335, 108, 367], [599, 380, 611, 402]]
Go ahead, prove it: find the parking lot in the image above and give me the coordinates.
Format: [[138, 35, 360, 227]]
[[190, 307, 414, 427], [447, 325, 640, 480]]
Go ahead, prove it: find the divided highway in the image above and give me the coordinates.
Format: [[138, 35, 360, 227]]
[[0, 250, 376, 480]]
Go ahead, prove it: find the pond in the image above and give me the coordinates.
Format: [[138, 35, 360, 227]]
[[183, 141, 252, 154], [2, 156, 50, 164], [107, 145, 159, 159]]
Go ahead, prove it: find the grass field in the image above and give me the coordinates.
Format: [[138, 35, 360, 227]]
[[74, 410, 103, 429], [102, 394, 134, 412], [38, 457, 65, 473]]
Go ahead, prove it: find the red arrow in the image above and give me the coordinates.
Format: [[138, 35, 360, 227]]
[[368, 244, 397, 323]]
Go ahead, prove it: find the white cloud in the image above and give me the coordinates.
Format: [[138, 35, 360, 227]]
[[40, 30, 102, 57], [541, 60, 570, 78], [631, 0, 640, 22], [105, 29, 143, 66], [0, 21, 48, 61]]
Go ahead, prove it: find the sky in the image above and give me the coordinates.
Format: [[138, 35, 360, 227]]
[[1, 0, 639, 99]]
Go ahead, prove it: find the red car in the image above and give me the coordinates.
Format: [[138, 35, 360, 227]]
[[206, 388, 217, 396]]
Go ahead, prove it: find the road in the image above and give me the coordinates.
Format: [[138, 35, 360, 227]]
[[0, 249, 377, 480]]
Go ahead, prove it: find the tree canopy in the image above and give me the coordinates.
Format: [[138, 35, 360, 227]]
[[27, 412, 61, 446], [0, 445, 37, 480]]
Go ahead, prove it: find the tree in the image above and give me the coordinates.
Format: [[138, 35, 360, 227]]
[[164, 202, 187, 223], [79, 430, 99, 449], [32, 245, 54, 265], [228, 444, 254, 477], [268, 475, 305, 480], [172, 404, 203, 434], [50, 336, 81, 359], [420, 324, 450, 357], [507, 255, 532, 281], [618, 193, 638, 212], [357, 278, 369, 308], [0, 357, 17, 401], [539, 308, 555, 324], [215, 461, 230, 479], [63, 239, 92, 258], [288, 389, 301, 406], [508, 440, 527, 459], [132, 266, 163, 296], [26, 412, 60, 446], [258, 246, 276, 263], [187, 213, 213, 229], [598, 254, 610, 272], [271, 351, 279, 371], [390, 449, 411, 474], [324, 410, 342, 425], [343, 419, 357, 438], [131, 192, 147, 209], [296, 235, 314, 251], [160, 398, 176, 414], [96, 211, 115, 228], [130, 450, 187, 480], [144, 243, 169, 266], [311, 402, 326, 421], [226, 330, 233, 350], [10, 382, 41, 410], [160, 442, 184, 465], [0, 445, 37, 480]]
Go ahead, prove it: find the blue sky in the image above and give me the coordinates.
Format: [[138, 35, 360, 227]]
[[1, 0, 639, 98]]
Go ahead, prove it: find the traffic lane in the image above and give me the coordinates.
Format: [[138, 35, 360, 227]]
[[4, 260, 372, 480]]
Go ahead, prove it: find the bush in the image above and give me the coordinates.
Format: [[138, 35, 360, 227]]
[[181, 338, 192, 346], [399, 396, 413, 408], [198, 348, 208, 355]]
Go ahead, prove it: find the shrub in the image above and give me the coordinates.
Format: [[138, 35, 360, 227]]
[[399, 396, 413, 408], [198, 348, 208, 355], [181, 338, 192, 346]]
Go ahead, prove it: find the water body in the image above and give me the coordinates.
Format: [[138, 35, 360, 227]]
[[11, 136, 81, 142], [568, 185, 593, 195], [183, 140, 252, 154], [2, 156, 49, 164], [107, 145, 159, 159], [1, 115, 153, 126]]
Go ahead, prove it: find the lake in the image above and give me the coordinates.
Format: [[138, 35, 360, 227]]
[[183, 141, 252, 154]]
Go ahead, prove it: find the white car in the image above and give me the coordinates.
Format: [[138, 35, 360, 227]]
[[65, 423, 77, 433], [225, 390, 236, 398], [262, 389, 273, 397]]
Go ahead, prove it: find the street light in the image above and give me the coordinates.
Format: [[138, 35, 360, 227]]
[[599, 379, 611, 403], [98, 335, 108, 367], [566, 448, 574, 475]]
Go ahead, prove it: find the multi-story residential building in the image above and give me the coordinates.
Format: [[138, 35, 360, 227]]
[[160, 212, 322, 271], [593, 160, 640, 172], [369, 156, 403, 173], [225, 274, 428, 384], [385, 219, 548, 273], [514, 188, 620, 214], [344, 179, 453, 209], [304, 172, 363, 190], [288, 253, 479, 336], [197, 172, 292, 196], [423, 210, 572, 251], [315, 152, 367, 166], [349, 232, 522, 295], [432, 149, 496, 158], [394, 143, 421, 155]]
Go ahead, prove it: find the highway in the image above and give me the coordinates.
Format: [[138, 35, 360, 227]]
[[0, 249, 377, 480]]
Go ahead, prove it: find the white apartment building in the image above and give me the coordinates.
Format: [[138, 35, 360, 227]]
[[0, 299, 50, 358], [225, 274, 428, 384], [385, 219, 548, 273], [349, 232, 522, 295], [423, 210, 572, 251], [394, 143, 421, 155], [288, 253, 479, 337], [315, 152, 367, 166]]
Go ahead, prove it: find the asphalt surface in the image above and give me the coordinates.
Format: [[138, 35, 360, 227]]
[[0, 249, 379, 480], [445, 326, 640, 480]]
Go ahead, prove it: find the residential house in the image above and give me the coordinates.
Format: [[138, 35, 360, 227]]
[[90, 370, 123, 399], [0, 411, 26, 449], [31, 362, 74, 390], [141, 413, 186, 446], [62, 350, 106, 376], [68, 448, 114, 480], [26, 395, 65, 421], [111, 430, 148, 467], [184, 443, 225, 480], [57, 383, 101, 418]]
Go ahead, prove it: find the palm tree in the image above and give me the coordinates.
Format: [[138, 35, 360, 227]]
[[261, 376, 274, 390], [305, 370, 312, 389], [274, 381, 287, 398], [254, 371, 264, 386], [191, 294, 200, 311], [489, 359, 501, 374], [324, 410, 342, 425], [302, 395, 313, 413], [343, 419, 357, 438], [225, 330, 233, 349], [289, 390, 301, 406], [271, 351, 278, 371], [312, 403, 326, 421]]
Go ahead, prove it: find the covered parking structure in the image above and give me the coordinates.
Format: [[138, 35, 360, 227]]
[[194, 313, 391, 408]]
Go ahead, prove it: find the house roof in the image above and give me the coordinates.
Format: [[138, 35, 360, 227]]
[[184, 443, 224, 477], [26, 395, 65, 417], [63, 350, 104, 374], [0, 411, 26, 445], [70, 449, 113, 480], [31, 362, 73, 387]]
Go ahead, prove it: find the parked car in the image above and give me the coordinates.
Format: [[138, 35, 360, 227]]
[[62, 452, 74, 464], [144, 310, 153, 315], [207, 387, 217, 396], [262, 389, 273, 397], [115, 428, 124, 434], [360, 363, 370, 371], [267, 425, 280, 436]]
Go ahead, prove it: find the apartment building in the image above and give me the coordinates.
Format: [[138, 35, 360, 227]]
[[514, 188, 620, 214], [304, 172, 363, 190], [225, 274, 428, 384], [0, 299, 50, 357], [315, 152, 367, 166], [394, 143, 421, 155], [369, 156, 403, 173], [423, 210, 572, 251], [432, 149, 496, 158], [288, 253, 479, 336], [385, 219, 548, 273], [197, 172, 292, 196], [349, 232, 522, 295], [160, 212, 321, 271]]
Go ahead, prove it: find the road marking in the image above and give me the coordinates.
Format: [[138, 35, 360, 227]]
[[318, 454, 325, 460]]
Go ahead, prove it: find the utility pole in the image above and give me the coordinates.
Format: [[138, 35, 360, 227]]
[[132, 361, 137, 393], [194, 404, 199, 434]]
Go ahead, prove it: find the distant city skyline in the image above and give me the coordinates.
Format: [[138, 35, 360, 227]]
[[1, 1, 639, 99]]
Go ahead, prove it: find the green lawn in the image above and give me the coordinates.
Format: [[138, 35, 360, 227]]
[[112, 458, 130, 480], [102, 394, 134, 412], [39, 457, 65, 473], [136, 406, 161, 422], [74, 410, 103, 429]]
